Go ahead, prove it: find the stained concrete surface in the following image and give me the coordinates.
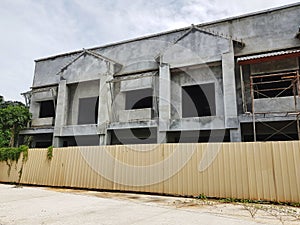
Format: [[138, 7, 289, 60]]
[[0, 184, 299, 225]]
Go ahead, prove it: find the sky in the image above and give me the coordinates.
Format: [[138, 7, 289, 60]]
[[0, 0, 299, 102]]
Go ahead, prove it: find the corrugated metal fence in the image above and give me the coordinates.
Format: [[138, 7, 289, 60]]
[[1, 142, 299, 203]]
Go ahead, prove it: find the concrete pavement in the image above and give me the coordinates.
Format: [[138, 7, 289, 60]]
[[0, 184, 298, 225]]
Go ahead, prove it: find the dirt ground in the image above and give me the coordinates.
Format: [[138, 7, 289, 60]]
[[0, 184, 299, 225]]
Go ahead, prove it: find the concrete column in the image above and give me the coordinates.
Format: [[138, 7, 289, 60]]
[[99, 132, 111, 146], [29, 98, 40, 119], [98, 64, 113, 145], [222, 51, 238, 122], [157, 131, 167, 143], [158, 63, 171, 143], [53, 80, 68, 147], [230, 127, 242, 142], [222, 42, 241, 141], [52, 137, 63, 147]]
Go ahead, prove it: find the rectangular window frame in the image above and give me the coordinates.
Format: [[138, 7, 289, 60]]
[[77, 97, 99, 125], [181, 83, 216, 118], [125, 88, 153, 110], [39, 100, 55, 118]]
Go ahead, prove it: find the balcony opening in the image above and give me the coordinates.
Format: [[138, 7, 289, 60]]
[[182, 83, 216, 118], [39, 100, 55, 118], [60, 135, 100, 147], [241, 121, 299, 142], [110, 128, 157, 145], [78, 97, 99, 125], [20, 134, 53, 148], [125, 88, 153, 110], [167, 130, 230, 143], [35, 141, 53, 148]]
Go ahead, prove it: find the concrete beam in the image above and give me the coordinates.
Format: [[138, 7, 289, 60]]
[[108, 120, 157, 130], [169, 116, 225, 131], [32, 87, 57, 102], [120, 76, 152, 92], [239, 114, 299, 123], [19, 128, 54, 135], [119, 108, 152, 123], [59, 125, 98, 137], [31, 118, 54, 127]]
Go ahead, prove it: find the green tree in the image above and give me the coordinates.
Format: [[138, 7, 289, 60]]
[[0, 96, 31, 147]]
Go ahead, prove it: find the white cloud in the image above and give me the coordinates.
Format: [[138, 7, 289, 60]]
[[0, 0, 299, 101]]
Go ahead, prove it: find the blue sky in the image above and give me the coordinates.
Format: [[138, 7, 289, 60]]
[[1, 0, 299, 102]]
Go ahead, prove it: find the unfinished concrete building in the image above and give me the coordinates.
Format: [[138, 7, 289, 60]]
[[20, 3, 300, 147]]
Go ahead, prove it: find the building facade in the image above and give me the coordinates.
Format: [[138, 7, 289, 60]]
[[20, 3, 300, 147]]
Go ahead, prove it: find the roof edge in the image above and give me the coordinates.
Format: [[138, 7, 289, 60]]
[[35, 2, 300, 62]]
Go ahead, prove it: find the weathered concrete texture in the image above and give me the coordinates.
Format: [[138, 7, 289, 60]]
[[222, 49, 238, 126], [54, 80, 68, 134], [98, 70, 113, 135], [170, 64, 224, 120], [121, 76, 153, 92], [119, 108, 152, 122], [61, 53, 110, 84], [67, 80, 99, 126], [19, 127, 54, 135], [159, 63, 171, 131], [162, 30, 230, 67], [32, 87, 57, 102], [169, 117, 225, 131], [59, 125, 98, 136], [254, 97, 300, 113], [108, 120, 157, 130], [31, 118, 53, 127]]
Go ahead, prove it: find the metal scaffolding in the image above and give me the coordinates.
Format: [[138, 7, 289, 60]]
[[248, 69, 300, 141], [238, 49, 300, 142]]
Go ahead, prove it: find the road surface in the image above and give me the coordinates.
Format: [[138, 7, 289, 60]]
[[0, 184, 299, 225]]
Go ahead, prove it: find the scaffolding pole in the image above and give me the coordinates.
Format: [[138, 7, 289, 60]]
[[250, 76, 257, 142], [296, 70, 300, 140], [240, 65, 247, 113], [292, 80, 300, 140]]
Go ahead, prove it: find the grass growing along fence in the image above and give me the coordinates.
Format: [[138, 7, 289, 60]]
[[0, 145, 28, 179]]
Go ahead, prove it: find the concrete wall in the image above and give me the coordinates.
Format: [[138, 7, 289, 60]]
[[170, 64, 224, 119], [31, 118, 54, 127], [61, 54, 110, 84], [30, 86, 57, 119], [254, 97, 300, 113], [120, 76, 153, 92], [119, 108, 153, 122], [112, 75, 157, 123], [67, 80, 100, 126]]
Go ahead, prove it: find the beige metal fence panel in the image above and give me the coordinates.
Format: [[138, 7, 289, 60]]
[[112, 144, 165, 193], [1, 142, 300, 203], [0, 160, 20, 183], [271, 141, 300, 202]]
